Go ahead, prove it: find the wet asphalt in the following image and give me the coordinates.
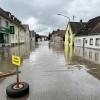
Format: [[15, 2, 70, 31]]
[[0, 41, 100, 100]]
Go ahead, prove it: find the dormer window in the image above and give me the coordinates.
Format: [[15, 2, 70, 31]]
[[13, 17, 14, 20], [9, 14, 11, 18]]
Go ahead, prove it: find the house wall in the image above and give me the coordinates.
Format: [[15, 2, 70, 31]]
[[51, 34, 55, 42], [54, 36, 63, 42], [19, 28, 26, 44], [9, 23, 18, 45], [64, 24, 75, 46], [0, 11, 27, 47], [0, 16, 10, 28], [74, 34, 100, 49], [25, 27, 30, 43], [0, 15, 10, 46], [51, 34, 63, 43], [10, 23, 26, 46], [30, 31, 35, 42]]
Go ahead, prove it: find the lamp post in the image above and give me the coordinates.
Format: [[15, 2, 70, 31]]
[[57, 14, 70, 22], [57, 13, 71, 64]]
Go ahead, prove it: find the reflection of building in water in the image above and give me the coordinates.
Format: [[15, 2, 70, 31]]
[[30, 42, 36, 51], [74, 47, 100, 65], [64, 46, 100, 80], [64, 45, 74, 64], [9, 43, 31, 59], [49, 42, 64, 54], [0, 48, 15, 72], [74, 47, 100, 80], [0, 43, 33, 72], [64, 45, 69, 64]]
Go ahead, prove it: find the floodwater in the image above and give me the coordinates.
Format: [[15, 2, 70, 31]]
[[0, 41, 100, 100]]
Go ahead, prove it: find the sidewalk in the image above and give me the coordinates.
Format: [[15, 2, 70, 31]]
[[0, 71, 20, 78]]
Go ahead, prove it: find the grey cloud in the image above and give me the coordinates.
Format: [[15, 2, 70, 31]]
[[0, 0, 100, 35]]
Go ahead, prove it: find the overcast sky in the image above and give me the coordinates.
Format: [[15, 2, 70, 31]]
[[0, 0, 100, 35]]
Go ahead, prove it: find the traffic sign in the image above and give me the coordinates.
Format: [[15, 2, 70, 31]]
[[12, 55, 21, 66]]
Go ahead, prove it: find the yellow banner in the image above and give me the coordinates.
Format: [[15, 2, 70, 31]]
[[12, 55, 21, 66]]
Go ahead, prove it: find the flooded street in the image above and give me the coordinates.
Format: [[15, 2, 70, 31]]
[[0, 41, 100, 100]]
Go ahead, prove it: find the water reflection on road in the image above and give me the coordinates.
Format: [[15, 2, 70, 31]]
[[0, 43, 35, 73], [0, 42, 100, 100], [64, 45, 100, 80]]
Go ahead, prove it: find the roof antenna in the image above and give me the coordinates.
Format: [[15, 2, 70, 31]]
[[73, 16, 75, 22]]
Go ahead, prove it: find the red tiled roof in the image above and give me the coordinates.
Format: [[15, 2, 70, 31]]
[[52, 29, 65, 37]]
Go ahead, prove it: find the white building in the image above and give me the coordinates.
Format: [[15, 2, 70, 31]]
[[30, 30, 35, 42], [51, 29, 65, 43], [0, 8, 10, 47], [74, 16, 100, 49], [23, 24, 30, 43], [74, 34, 100, 49], [0, 8, 30, 47]]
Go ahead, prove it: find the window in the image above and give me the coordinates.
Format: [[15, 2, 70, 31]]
[[85, 40, 87, 44], [95, 38, 100, 46], [5, 21, 9, 27], [78, 39, 81, 44], [90, 38, 93, 45]]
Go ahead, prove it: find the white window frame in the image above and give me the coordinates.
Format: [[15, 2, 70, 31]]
[[95, 38, 100, 46], [90, 38, 93, 45]]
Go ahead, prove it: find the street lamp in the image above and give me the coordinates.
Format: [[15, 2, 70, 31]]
[[57, 14, 70, 22]]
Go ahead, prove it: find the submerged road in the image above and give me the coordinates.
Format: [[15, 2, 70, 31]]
[[0, 41, 100, 100]]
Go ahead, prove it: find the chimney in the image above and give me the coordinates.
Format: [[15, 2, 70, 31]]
[[80, 19, 83, 23]]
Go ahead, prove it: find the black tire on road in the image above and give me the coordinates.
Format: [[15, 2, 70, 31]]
[[6, 82, 29, 98]]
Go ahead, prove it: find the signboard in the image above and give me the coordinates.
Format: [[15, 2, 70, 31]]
[[0, 26, 10, 33], [0, 26, 15, 34], [10, 26, 15, 34], [12, 55, 21, 66]]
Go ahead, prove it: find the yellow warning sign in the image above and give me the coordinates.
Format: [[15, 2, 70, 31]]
[[12, 55, 21, 66]]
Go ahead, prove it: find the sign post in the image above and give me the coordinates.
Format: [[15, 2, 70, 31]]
[[6, 26, 29, 98], [16, 67, 20, 88], [12, 55, 21, 88]]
